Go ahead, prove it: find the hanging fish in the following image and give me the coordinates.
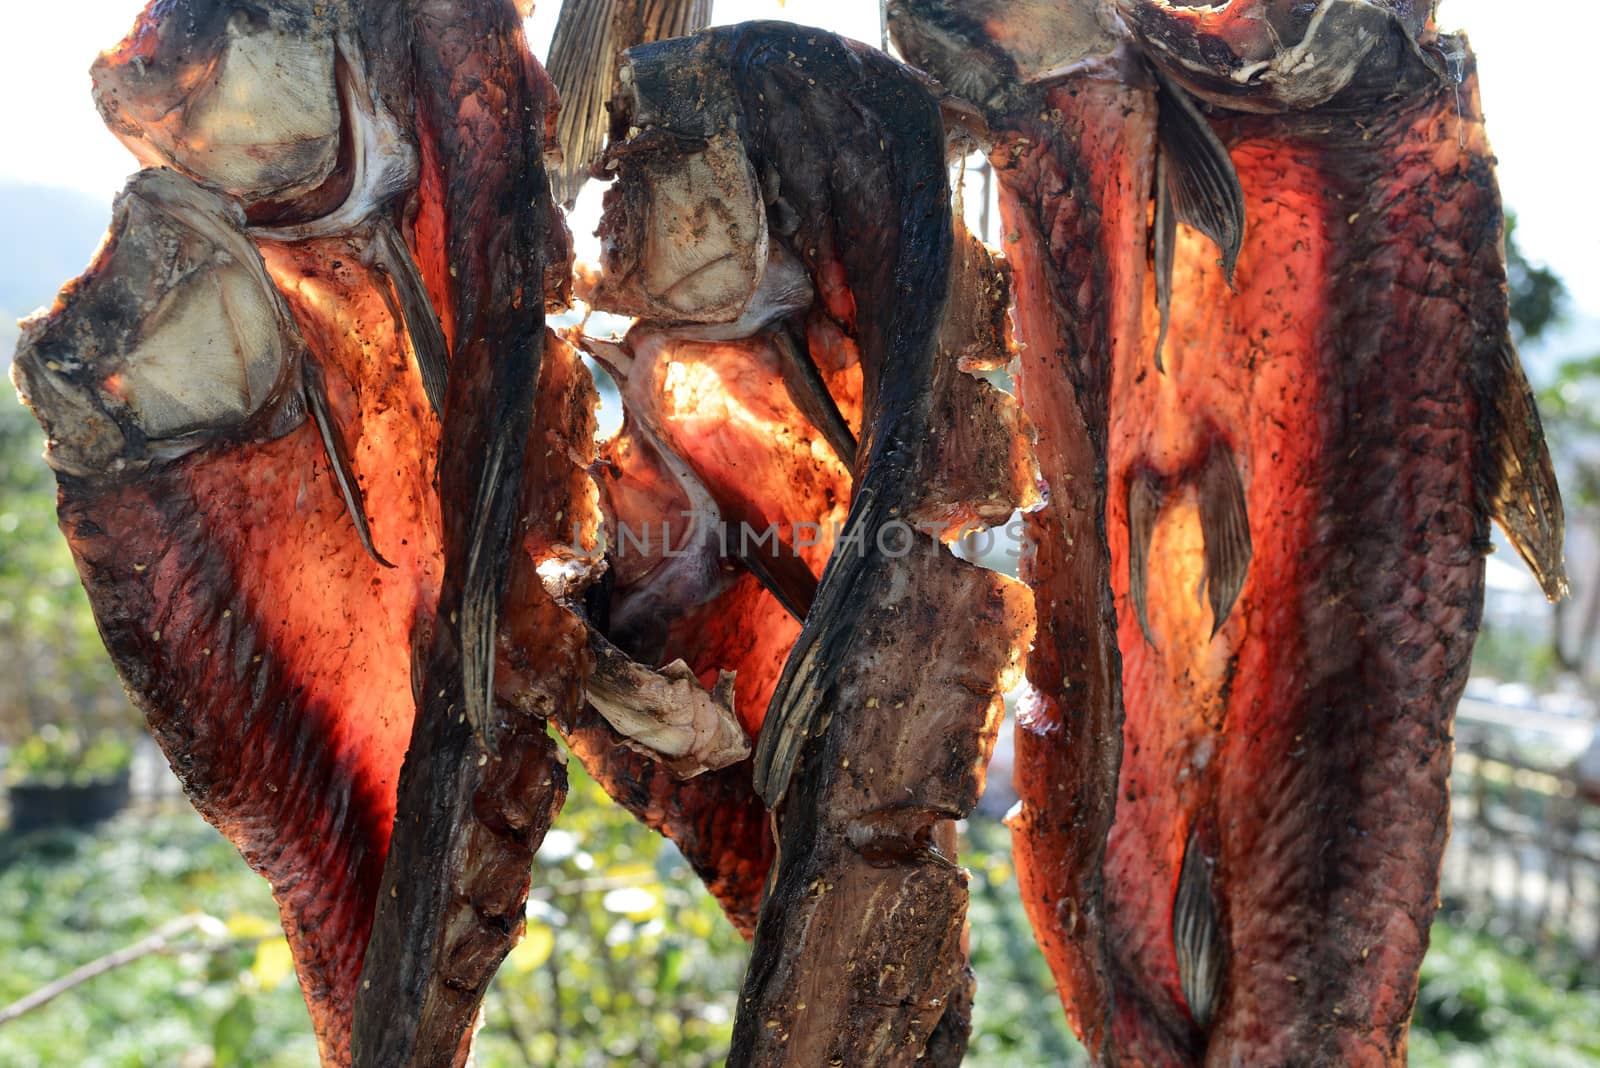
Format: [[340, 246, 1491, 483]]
[[892, 0, 1565, 1062]]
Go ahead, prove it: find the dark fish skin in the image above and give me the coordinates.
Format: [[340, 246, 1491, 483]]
[[678, 23, 956, 809], [579, 24, 1036, 1063], [349, 0, 577, 1063], [894, 0, 1564, 1064]]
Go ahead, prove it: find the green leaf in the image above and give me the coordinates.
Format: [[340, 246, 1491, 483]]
[[212, 993, 257, 1067], [654, 943, 684, 993]]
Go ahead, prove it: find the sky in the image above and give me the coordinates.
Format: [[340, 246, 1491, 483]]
[[1, 0, 1595, 350]]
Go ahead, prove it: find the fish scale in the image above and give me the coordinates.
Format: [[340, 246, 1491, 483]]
[[892, 0, 1565, 1063]]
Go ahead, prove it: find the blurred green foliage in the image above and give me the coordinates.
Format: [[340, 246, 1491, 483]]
[[1, 774, 1595, 1066], [1504, 215, 1566, 349], [1538, 351, 1600, 512], [475, 762, 747, 1068], [0, 805, 318, 1068], [1412, 922, 1600, 1067], [0, 388, 132, 745], [4, 724, 132, 785], [1469, 621, 1562, 693]]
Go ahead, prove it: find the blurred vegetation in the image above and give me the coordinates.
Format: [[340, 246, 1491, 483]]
[[1470, 621, 1562, 693], [0, 805, 318, 1068], [0, 388, 133, 746], [0, 767, 1080, 1067], [1413, 921, 1600, 1068], [3, 724, 131, 786], [1, 774, 1596, 1066], [1505, 215, 1566, 350], [475, 764, 747, 1068]]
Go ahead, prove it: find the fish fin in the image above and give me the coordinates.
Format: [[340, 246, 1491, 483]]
[[460, 427, 516, 754], [738, 532, 820, 624], [751, 594, 836, 807], [1128, 472, 1162, 647], [547, 0, 712, 207], [1152, 152, 1176, 374], [372, 218, 450, 418], [1173, 829, 1224, 1031], [619, 0, 713, 61], [773, 321, 858, 468], [303, 358, 393, 569], [1483, 339, 1568, 601], [752, 492, 891, 807], [574, 333, 635, 386], [1154, 68, 1245, 285], [1197, 446, 1251, 637], [547, 0, 618, 208]]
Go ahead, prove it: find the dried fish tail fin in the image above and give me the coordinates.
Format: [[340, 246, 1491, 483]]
[[547, 0, 618, 207], [546, 0, 713, 207]]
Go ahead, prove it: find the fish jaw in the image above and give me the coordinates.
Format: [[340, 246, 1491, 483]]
[[1117, 0, 1440, 113], [92, 1, 345, 208], [589, 41, 769, 325], [12, 170, 305, 478]]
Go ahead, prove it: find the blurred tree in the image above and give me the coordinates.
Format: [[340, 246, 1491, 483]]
[[1509, 218, 1600, 682], [1505, 215, 1567, 347]]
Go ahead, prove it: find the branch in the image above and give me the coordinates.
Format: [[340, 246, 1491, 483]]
[[0, 913, 232, 1027]]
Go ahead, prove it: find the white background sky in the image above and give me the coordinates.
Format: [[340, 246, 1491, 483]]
[[1, 0, 1594, 346]]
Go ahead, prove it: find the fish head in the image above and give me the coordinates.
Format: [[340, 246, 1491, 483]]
[[1117, 0, 1440, 111], [588, 37, 770, 326], [889, 0, 1124, 112], [92, 0, 349, 209], [12, 169, 306, 478]]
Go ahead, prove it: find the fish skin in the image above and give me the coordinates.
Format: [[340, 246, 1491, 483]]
[[348, 0, 578, 1062], [25, 2, 597, 1064], [584, 21, 958, 812], [988, 77, 1154, 1061], [17, 199, 594, 1068], [894, 1, 1564, 1063], [1105, 46, 1549, 1065], [16, 219, 443, 1065]]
